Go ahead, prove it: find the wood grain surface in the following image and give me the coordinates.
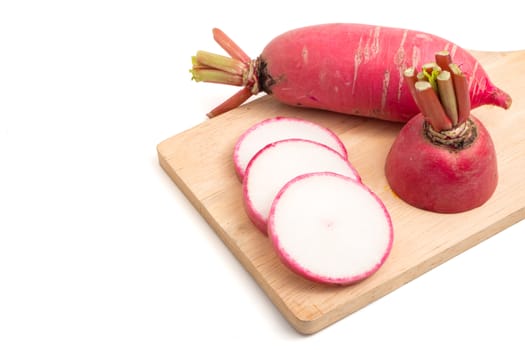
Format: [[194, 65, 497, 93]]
[[157, 50, 525, 334]]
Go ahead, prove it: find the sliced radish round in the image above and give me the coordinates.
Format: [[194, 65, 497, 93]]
[[268, 172, 393, 285], [243, 139, 360, 234], [233, 116, 347, 180]]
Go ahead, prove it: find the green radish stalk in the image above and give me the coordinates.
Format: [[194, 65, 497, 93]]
[[385, 51, 501, 213]]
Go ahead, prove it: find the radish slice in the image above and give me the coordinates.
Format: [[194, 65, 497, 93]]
[[233, 116, 347, 180], [268, 172, 393, 285], [243, 139, 360, 234]]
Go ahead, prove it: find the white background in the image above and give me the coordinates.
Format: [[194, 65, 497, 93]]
[[1, 1, 524, 349]]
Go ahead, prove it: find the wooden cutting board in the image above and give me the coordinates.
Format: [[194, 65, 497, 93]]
[[157, 50, 525, 334]]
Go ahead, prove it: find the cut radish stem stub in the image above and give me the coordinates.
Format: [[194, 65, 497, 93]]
[[243, 139, 360, 234], [268, 172, 393, 285], [233, 116, 347, 180]]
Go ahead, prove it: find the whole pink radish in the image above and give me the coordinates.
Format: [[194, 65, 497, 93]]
[[385, 52, 499, 213], [267, 172, 393, 285], [191, 23, 511, 121]]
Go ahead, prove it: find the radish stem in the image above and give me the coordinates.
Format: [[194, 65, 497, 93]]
[[207, 87, 253, 118], [194, 50, 246, 75], [435, 50, 452, 72], [437, 70, 459, 126], [422, 62, 441, 74], [416, 71, 426, 81], [190, 29, 259, 117], [414, 81, 453, 131], [404, 52, 474, 130], [421, 63, 441, 91], [449, 63, 471, 125], [190, 68, 243, 86], [404, 67, 420, 108], [212, 28, 251, 64]]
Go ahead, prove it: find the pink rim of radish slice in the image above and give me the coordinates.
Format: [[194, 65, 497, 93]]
[[267, 172, 393, 285], [233, 116, 347, 180], [242, 138, 360, 234]]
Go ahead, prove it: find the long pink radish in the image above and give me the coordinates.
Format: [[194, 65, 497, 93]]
[[191, 24, 511, 120], [267, 172, 393, 285], [243, 139, 360, 234], [233, 116, 347, 180]]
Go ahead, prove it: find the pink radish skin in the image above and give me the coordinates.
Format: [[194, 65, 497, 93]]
[[243, 139, 360, 234], [192, 23, 511, 120], [233, 116, 347, 180], [267, 172, 393, 285], [385, 114, 498, 213]]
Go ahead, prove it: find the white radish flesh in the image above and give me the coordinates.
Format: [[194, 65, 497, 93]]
[[268, 172, 393, 285], [243, 139, 360, 234], [233, 116, 347, 180]]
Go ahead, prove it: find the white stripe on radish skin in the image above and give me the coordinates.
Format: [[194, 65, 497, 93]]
[[381, 70, 390, 112], [242, 139, 360, 234], [351, 36, 363, 95], [268, 172, 393, 285], [233, 116, 347, 180]]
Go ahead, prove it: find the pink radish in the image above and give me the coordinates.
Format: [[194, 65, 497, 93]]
[[267, 172, 393, 285], [385, 114, 497, 213], [385, 52, 499, 213], [233, 116, 347, 180], [191, 24, 511, 120], [243, 139, 360, 234]]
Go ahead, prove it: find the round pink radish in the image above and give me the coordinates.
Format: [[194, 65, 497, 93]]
[[385, 114, 498, 213], [233, 116, 347, 180], [268, 172, 393, 285], [243, 139, 360, 234]]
